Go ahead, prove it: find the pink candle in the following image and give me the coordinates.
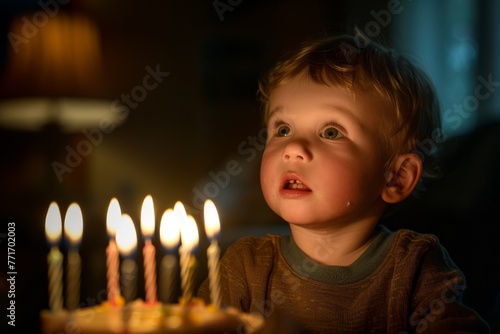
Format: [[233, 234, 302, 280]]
[[106, 198, 122, 304], [141, 195, 157, 304], [106, 240, 120, 303], [143, 240, 157, 303]]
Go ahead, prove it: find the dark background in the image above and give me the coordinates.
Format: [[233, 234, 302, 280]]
[[0, 0, 499, 332]]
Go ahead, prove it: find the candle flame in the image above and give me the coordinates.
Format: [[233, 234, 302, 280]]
[[173, 201, 187, 222], [64, 203, 83, 245], [180, 215, 199, 252], [45, 202, 62, 245], [141, 195, 155, 239], [159, 209, 180, 249], [116, 214, 137, 256], [203, 199, 220, 240], [106, 198, 121, 238]]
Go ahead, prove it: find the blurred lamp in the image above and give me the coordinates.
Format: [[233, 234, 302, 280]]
[[0, 11, 125, 133]]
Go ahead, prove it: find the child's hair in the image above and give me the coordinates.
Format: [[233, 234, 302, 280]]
[[257, 33, 443, 195]]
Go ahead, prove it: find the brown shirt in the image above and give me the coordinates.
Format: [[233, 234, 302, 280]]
[[198, 226, 490, 333]]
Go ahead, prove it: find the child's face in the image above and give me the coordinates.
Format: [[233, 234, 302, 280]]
[[260, 74, 391, 229]]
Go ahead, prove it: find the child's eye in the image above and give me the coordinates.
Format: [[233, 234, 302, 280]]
[[321, 127, 344, 140], [276, 124, 291, 137]]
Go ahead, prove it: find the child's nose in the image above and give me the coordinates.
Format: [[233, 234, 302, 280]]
[[282, 138, 312, 161]]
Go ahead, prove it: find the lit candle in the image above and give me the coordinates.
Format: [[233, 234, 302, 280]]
[[178, 205, 198, 304], [159, 208, 180, 303], [106, 198, 122, 305], [203, 199, 223, 309], [64, 203, 83, 311], [140, 195, 157, 304], [116, 214, 138, 303], [45, 202, 63, 312]]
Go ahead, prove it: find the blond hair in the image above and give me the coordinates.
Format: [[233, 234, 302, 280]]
[[258, 34, 442, 189]]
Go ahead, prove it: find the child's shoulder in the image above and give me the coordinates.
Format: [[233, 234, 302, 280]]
[[221, 234, 282, 264], [388, 227, 458, 270], [227, 234, 282, 252], [218, 235, 283, 276], [391, 227, 442, 250]]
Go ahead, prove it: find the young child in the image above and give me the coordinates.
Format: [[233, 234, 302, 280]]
[[198, 34, 490, 333]]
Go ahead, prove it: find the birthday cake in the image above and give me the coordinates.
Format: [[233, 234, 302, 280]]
[[40, 298, 264, 334], [41, 198, 265, 333]]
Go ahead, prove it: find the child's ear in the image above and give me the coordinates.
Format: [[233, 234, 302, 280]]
[[381, 153, 423, 204]]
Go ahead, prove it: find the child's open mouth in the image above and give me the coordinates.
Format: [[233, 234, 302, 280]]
[[280, 178, 312, 198], [284, 180, 309, 190], [281, 176, 312, 192]]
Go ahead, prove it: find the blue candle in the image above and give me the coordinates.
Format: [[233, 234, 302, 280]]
[[64, 203, 83, 311], [159, 208, 180, 303], [116, 214, 138, 303]]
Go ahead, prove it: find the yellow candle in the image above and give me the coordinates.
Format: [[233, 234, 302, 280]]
[[178, 203, 198, 304], [45, 202, 63, 312], [203, 199, 223, 309], [106, 198, 122, 305], [64, 203, 83, 311], [159, 208, 180, 303], [140, 195, 157, 304]]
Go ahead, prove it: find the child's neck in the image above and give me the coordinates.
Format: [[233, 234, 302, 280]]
[[289, 222, 378, 266]]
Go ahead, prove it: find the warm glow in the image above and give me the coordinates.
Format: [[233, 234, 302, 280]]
[[0, 12, 126, 133], [159, 209, 180, 249], [180, 215, 199, 253], [116, 214, 137, 256], [141, 195, 155, 239], [64, 203, 83, 245], [203, 199, 221, 240], [45, 202, 62, 245], [173, 201, 187, 222], [106, 198, 121, 238]]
